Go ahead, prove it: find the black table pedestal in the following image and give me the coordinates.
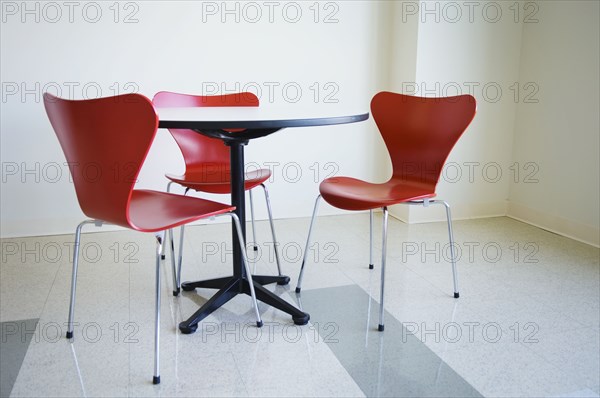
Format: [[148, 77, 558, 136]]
[[177, 137, 310, 334]]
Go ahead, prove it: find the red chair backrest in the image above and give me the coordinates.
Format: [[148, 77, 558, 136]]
[[152, 91, 259, 166], [371, 92, 476, 190], [43, 93, 158, 228]]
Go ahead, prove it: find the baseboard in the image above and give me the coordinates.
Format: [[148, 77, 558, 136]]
[[388, 201, 508, 224], [507, 202, 600, 248], [4, 202, 598, 249]]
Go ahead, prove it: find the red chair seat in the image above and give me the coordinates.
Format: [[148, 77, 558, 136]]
[[128, 190, 235, 232], [319, 177, 436, 211], [165, 166, 271, 194]]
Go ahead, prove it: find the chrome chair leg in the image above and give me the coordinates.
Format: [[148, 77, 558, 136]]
[[407, 199, 460, 298], [169, 229, 178, 296], [228, 213, 263, 327], [369, 209, 374, 269], [153, 231, 165, 385], [249, 189, 259, 252], [378, 207, 389, 332], [66, 220, 96, 339], [296, 195, 321, 293], [170, 188, 189, 296], [176, 225, 185, 294], [431, 200, 460, 298], [261, 184, 282, 277], [160, 181, 175, 260]]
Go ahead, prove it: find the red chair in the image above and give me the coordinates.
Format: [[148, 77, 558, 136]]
[[43, 93, 262, 384], [152, 91, 283, 296], [296, 92, 476, 331]]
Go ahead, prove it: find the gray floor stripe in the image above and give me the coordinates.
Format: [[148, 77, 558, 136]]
[[297, 285, 481, 397], [1, 319, 39, 398]]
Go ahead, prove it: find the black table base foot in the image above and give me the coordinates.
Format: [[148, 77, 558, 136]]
[[179, 323, 198, 334], [179, 274, 308, 334], [182, 276, 231, 291], [252, 275, 289, 286], [252, 283, 309, 325], [293, 313, 310, 325]]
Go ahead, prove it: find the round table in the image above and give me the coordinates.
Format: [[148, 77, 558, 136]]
[[158, 104, 369, 334]]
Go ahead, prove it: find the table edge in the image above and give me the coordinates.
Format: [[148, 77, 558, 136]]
[[158, 112, 370, 130]]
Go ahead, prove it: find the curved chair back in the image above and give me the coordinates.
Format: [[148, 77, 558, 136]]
[[152, 91, 259, 165], [43, 93, 158, 228], [371, 92, 476, 190]]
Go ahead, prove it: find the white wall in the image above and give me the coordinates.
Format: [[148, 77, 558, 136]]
[[1, 1, 599, 247], [387, 0, 524, 223], [508, 1, 600, 246], [0, 1, 384, 237]]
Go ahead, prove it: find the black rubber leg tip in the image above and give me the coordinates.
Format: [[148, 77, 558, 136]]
[[295, 287, 301, 294], [257, 320, 263, 328], [293, 313, 310, 326], [378, 324, 385, 332], [172, 289, 180, 297], [153, 376, 160, 385], [160, 255, 165, 260], [66, 331, 73, 339], [179, 323, 198, 335], [277, 276, 290, 286], [454, 292, 460, 298], [181, 284, 195, 292], [253, 246, 258, 251], [369, 264, 374, 270]]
